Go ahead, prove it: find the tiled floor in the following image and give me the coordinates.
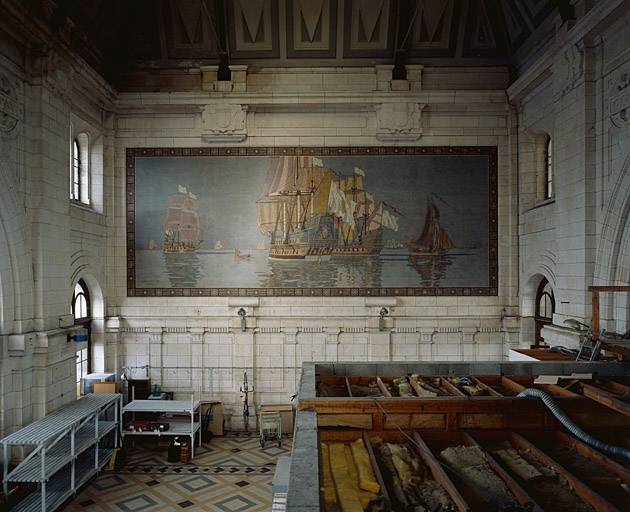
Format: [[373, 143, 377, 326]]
[[62, 432, 292, 512]]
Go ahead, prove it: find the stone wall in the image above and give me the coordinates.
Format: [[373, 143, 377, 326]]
[[0, 12, 115, 451], [511, 0, 630, 346], [107, 65, 518, 427], [0, 0, 628, 440]]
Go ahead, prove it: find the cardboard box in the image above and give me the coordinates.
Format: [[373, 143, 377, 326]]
[[260, 404, 294, 435], [201, 401, 223, 436], [93, 382, 117, 393]]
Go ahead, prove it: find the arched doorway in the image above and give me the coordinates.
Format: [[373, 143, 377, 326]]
[[72, 279, 91, 395], [534, 277, 555, 347]]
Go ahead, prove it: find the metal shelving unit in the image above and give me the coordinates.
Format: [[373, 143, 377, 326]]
[[122, 394, 201, 458], [1, 393, 121, 512]]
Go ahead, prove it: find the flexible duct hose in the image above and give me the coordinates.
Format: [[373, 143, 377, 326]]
[[517, 388, 630, 460]]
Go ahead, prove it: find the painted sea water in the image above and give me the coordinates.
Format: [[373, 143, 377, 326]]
[[135, 248, 487, 289]]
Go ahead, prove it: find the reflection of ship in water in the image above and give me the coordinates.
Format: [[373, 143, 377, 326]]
[[406, 198, 454, 255], [258, 255, 383, 288], [163, 252, 201, 287], [256, 156, 400, 260], [163, 185, 202, 253], [409, 254, 454, 287]]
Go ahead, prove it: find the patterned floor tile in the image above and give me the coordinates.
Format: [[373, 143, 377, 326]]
[[62, 434, 292, 512]]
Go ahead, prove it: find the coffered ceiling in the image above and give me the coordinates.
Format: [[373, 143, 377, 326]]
[[20, 0, 560, 88]]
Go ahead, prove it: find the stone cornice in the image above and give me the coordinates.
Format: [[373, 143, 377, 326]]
[[507, 0, 627, 102]]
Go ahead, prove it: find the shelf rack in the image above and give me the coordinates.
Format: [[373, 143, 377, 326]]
[[1, 393, 121, 512], [122, 394, 201, 458]]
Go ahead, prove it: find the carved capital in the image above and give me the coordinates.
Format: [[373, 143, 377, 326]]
[[375, 103, 424, 142], [147, 327, 163, 344], [189, 328, 205, 343], [201, 104, 248, 143], [419, 328, 435, 343], [284, 327, 299, 345], [324, 326, 341, 344]]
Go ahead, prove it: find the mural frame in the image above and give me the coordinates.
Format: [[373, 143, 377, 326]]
[[126, 146, 498, 297]]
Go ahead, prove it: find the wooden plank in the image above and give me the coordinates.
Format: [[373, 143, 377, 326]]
[[411, 431, 470, 512], [376, 377, 392, 398], [500, 376, 526, 394], [318, 414, 373, 429], [470, 376, 503, 396], [457, 413, 543, 430], [361, 431, 391, 507], [542, 383, 581, 397], [461, 432, 543, 512], [382, 413, 446, 430], [581, 383, 630, 417], [408, 377, 424, 397], [510, 432, 619, 512], [551, 431, 630, 484], [594, 379, 630, 396], [345, 377, 353, 398], [440, 378, 467, 397], [592, 290, 601, 340], [588, 286, 630, 292]]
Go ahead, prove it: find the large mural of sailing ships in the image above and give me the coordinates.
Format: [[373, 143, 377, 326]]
[[257, 156, 400, 260], [128, 147, 497, 295]]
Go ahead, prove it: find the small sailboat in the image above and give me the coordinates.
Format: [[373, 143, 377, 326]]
[[214, 240, 224, 250], [234, 248, 252, 260], [407, 199, 454, 255], [256, 240, 266, 251], [147, 239, 157, 250]]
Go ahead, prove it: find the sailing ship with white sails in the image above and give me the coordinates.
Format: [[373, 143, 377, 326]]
[[256, 156, 400, 260], [163, 185, 202, 253]]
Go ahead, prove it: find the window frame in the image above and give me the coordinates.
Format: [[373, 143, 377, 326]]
[[70, 133, 91, 206], [544, 136, 553, 199], [71, 138, 81, 201], [72, 279, 92, 395]]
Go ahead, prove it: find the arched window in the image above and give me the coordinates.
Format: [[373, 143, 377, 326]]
[[71, 139, 81, 201], [72, 279, 91, 395], [545, 136, 553, 199], [70, 133, 90, 205], [534, 277, 555, 346]]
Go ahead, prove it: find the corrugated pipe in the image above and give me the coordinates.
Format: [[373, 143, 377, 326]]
[[518, 388, 630, 460]]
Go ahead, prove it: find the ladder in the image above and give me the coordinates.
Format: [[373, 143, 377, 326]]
[[576, 334, 602, 361]]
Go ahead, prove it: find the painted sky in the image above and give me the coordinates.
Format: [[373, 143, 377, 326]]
[[134, 154, 489, 251]]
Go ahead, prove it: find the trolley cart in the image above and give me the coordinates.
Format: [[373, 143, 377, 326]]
[[259, 411, 282, 448]]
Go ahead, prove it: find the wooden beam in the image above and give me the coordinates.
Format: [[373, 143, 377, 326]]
[[440, 378, 467, 397], [588, 286, 630, 292], [411, 432, 470, 512], [551, 431, 630, 484], [592, 289, 601, 340], [361, 431, 391, 507], [581, 383, 630, 417], [510, 433, 619, 512], [461, 432, 543, 512], [470, 376, 503, 396], [501, 376, 525, 394], [345, 377, 353, 397]]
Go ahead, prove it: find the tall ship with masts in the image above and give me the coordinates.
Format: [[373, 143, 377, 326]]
[[256, 156, 400, 260], [163, 185, 202, 253], [406, 197, 454, 255]]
